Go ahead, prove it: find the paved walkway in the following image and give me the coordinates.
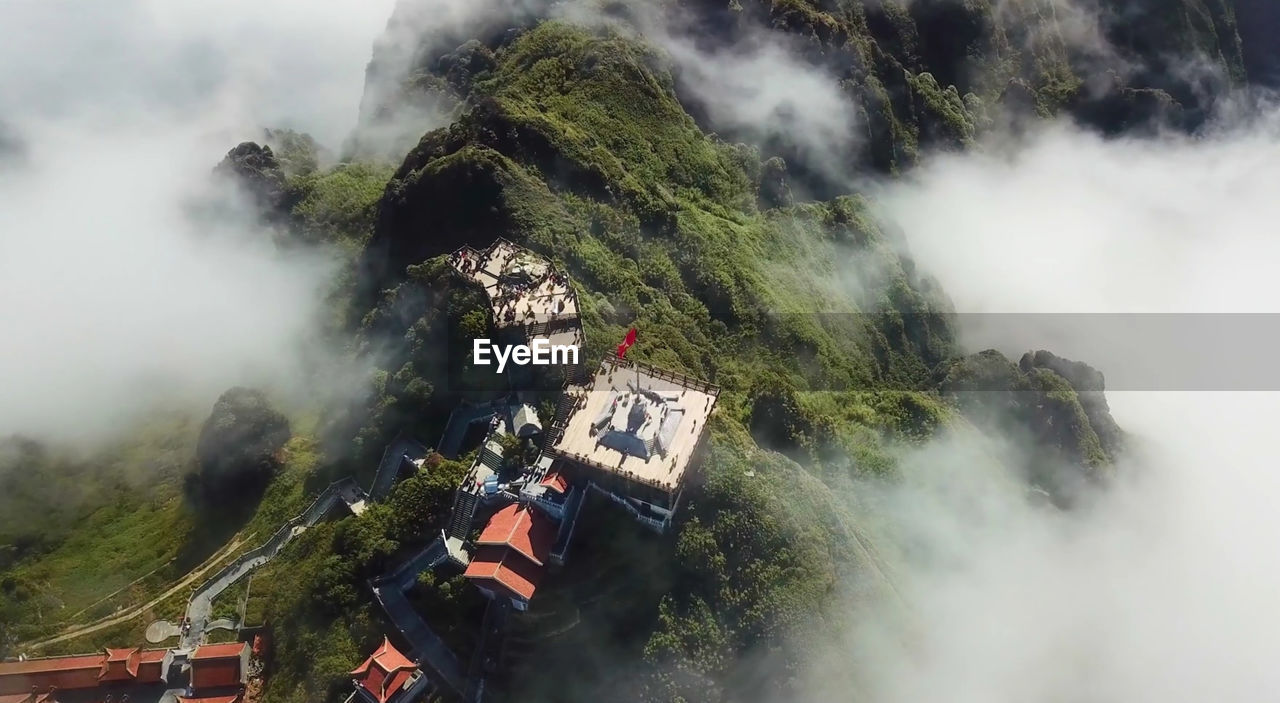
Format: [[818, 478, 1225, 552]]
[[372, 436, 429, 500], [179, 478, 370, 650], [371, 537, 466, 694], [438, 402, 502, 459]]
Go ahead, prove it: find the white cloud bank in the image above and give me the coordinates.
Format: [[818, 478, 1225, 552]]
[[826, 108, 1280, 702], [0, 0, 398, 442]]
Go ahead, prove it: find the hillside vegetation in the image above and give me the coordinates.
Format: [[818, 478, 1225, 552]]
[[2, 0, 1229, 699]]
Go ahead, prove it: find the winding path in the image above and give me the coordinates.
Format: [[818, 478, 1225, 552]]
[[370, 537, 466, 694], [178, 478, 369, 649]]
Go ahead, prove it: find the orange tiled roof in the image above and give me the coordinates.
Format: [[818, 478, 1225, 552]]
[[463, 545, 545, 601], [351, 637, 417, 703], [190, 643, 245, 690], [474, 504, 556, 566], [191, 642, 247, 660], [0, 654, 105, 694], [539, 472, 569, 495]]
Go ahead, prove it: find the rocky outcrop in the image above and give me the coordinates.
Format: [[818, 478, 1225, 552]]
[[214, 142, 289, 221], [1020, 350, 1124, 460], [940, 348, 1122, 502], [757, 156, 793, 209]]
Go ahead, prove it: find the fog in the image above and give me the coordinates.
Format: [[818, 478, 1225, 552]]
[[0, 0, 398, 442], [821, 106, 1280, 701]]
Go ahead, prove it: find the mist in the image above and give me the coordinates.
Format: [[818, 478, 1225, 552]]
[[0, 0, 398, 443], [813, 105, 1280, 701]]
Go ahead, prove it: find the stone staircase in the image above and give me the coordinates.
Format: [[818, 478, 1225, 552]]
[[447, 490, 480, 541]]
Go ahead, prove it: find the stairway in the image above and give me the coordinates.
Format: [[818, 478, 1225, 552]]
[[480, 444, 503, 470], [447, 490, 480, 540], [540, 427, 563, 456], [554, 392, 574, 421]]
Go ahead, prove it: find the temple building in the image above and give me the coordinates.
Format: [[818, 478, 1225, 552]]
[[0, 647, 171, 699], [462, 503, 557, 611], [348, 638, 428, 703], [543, 356, 718, 532]]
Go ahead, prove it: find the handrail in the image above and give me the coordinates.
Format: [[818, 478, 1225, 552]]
[[188, 478, 356, 596]]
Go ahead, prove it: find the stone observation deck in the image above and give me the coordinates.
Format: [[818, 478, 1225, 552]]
[[547, 356, 719, 500], [452, 239, 580, 329]]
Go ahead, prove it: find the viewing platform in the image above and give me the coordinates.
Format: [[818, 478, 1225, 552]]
[[544, 356, 719, 519], [450, 239, 580, 329]]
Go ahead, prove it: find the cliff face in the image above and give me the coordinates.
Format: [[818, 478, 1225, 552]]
[[1234, 0, 1280, 84], [352, 0, 1250, 192]]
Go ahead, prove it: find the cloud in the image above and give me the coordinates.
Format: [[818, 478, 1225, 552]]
[[351, 0, 551, 159], [0, 0, 399, 442], [558, 0, 859, 187], [657, 29, 860, 183], [808, 102, 1280, 701]]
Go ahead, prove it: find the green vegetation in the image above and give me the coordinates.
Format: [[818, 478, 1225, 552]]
[[290, 163, 394, 246], [337, 20, 1123, 701], [243, 455, 469, 703], [1, 0, 1175, 697]]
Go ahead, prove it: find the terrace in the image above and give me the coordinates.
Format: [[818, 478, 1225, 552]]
[[547, 357, 718, 496], [450, 240, 579, 329]]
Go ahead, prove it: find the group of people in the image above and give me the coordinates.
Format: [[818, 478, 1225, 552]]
[[451, 244, 579, 331], [494, 271, 574, 324], [450, 248, 480, 276]]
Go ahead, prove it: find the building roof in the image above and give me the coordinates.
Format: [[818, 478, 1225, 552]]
[[550, 356, 718, 495], [97, 647, 140, 682], [177, 696, 242, 703], [189, 643, 246, 690], [539, 472, 569, 495], [0, 647, 169, 696], [474, 504, 556, 566], [190, 660, 242, 691], [191, 643, 248, 660], [463, 545, 545, 602], [351, 637, 417, 703], [510, 404, 542, 438], [0, 654, 108, 694]]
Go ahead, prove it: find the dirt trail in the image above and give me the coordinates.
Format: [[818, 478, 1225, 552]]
[[22, 534, 250, 651]]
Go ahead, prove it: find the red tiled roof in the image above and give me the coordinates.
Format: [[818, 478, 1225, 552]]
[[351, 637, 417, 703], [540, 472, 569, 494], [0, 655, 104, 694], [190, 643, 245, 690], [0, 647, 169, 696], [135, 649, 167, 684], [474, 504, 556, 566], [463, 545, 545, 601], [190, 659, 242, 690], [191, 642, 247, 660], [97, 647, 139, 682]]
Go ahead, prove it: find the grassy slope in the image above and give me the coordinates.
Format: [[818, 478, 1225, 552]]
[[0, 430, 337, 654]]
